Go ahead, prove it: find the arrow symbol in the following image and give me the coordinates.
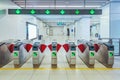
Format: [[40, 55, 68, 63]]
[[33, 52, 37, 57], [90, 9, 95, 15], [52, 52, 56, 56], [75, 10, 80, 15], [45, 10, 50, 14], [30, 9, 35, 14], [16, 9, 21, 14], [109, 52, 113, 57], [14, 52, 18, 57], [90, 52, 94, 56], [71, 52, 75, 56], [60, 10, 65, 15]]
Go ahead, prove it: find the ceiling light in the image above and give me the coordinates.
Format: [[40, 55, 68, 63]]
[[85, 5, 101, 8], [21, 5, 83, 8]]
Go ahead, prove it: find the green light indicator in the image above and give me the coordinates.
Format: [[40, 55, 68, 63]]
[[75, 10, 80, 15], [45, 10, 50, 14], [60, 10, 65, 15], [30, 9, 36, 14], [15, 9, 21, 14], [52, 52, 56, 57], [90, 9, 95, 15], [14, 52, 18, 57], [109, 52, 113, 57], [71, 52, 75, 56], [33, 52, 37, 57], [90, 52, 94, 57]]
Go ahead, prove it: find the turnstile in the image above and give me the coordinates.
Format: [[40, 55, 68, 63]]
[[78, 42, 95, 68], [64, 42, 76, 68], [48, 42, 61, 68], [32, 42, 46, 68], [0, 42, 14, 67], [13, 41, 32, 68], [94, 42, 114, 68], [51, 42, 57, 68]]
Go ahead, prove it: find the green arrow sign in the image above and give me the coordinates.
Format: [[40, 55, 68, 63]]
[[33, 52, 37, 57], [90, 52, 94, 57], [71, 52, 75, 56], [109, 52, 113, 57], [30, 9, 36, 14], [52, 52, 56, 57], [15, 9, 21, 14], [14, 52, 18, 57], [90, 9, 95, 15], [60, 10, 65, 15], [45, 10, 50, 14], [75, 10, 80, 15]]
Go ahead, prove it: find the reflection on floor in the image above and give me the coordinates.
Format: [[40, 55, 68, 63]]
[[0, 36, 120, 80]]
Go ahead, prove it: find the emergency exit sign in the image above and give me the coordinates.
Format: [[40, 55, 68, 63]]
[[8, 9, 102, 15]]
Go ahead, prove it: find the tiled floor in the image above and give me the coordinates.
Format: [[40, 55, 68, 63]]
[[0, 36, 120, 80]]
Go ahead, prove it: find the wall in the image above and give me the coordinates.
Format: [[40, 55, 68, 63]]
[[100, 4, 110, 38], [110, 1, 120, 38], [0, 0, 46, 41], [75, 18, 90, 41], [37, 20, 47, 36], [51, 26, 64, 36]]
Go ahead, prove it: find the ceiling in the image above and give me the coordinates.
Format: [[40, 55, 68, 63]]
[[11, 0, 109, 27], [12, 0, 110, 9]]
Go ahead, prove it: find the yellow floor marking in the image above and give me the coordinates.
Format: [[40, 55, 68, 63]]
[[0, 68, 120, 70]]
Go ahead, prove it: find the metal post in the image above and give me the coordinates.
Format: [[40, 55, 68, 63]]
[[119, 39, 120, 56], [25, 0, 26, 9]]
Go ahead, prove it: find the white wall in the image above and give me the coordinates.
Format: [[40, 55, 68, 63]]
[[37, 20, 46, 36], [51, 26, 64, 36], [100, 4, 110, 38], [63, 26, 68, 36], [110, 2, 120, 38], [75, 18, 90, 41], [0, 0, 46, 41]]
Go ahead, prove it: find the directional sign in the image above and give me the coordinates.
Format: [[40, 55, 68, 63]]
[[33, 52, 37, 57], [71, 52, 75, 56], [14, 52, 18, 57], [90, 52, 94, 57], [109, 52, 113, 57], [8, 9, 102, 15], [52, 52, 56, 57]]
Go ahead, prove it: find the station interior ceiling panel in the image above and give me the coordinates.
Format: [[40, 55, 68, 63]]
[[11, 0, 108, 27], [11, 0, 110, 9]]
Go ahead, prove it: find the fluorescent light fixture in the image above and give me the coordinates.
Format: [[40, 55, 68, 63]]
[[21, 5, 83, 8], [21, 5, 101, 8], [85, 5, 101, 7]]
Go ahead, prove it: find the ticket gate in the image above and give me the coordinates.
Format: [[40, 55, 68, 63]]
[[78, 42, 95, 68], [13, 41, 32, 68], [0, 42, 14, 67], [32, 42, 46, 68], [63, 42, 76, 68], [48, 42, 61, 68], [94, 42, 114, 68]]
